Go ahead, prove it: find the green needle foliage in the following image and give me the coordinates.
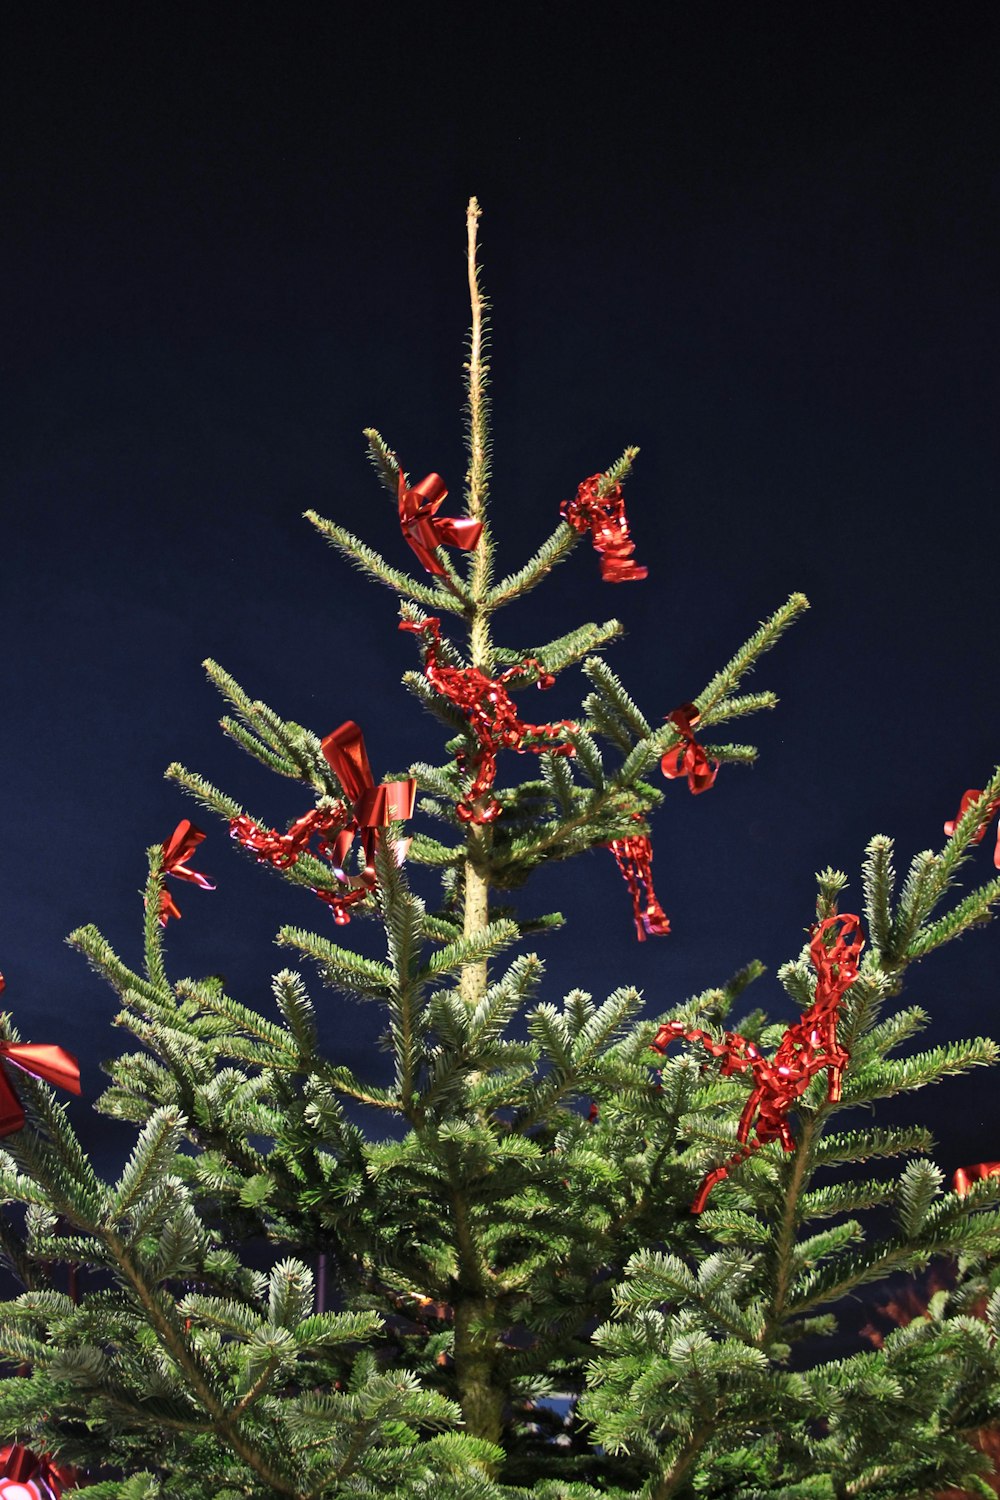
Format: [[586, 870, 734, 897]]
[[2, 200, 1000, 1500]]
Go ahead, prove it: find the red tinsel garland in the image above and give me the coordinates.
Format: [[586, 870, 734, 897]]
[[607, 829, 671, 941], [651, 913, 864, 1211], [400, 617, 575, 824], [560, 472, 648, 583]]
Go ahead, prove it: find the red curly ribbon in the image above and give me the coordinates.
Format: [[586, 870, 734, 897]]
[[661, 704, 718, 794], [158, 820, 215, 925], [953, 1162, 1000, 1196], [230, 805, 349, 871], [398, 466, 483, 576], [651, 913, 864, 1211], [608, 828, 671, 941], [560, 472, 648, 583], [944, 787, 1000, 868], [0, 977, 81, 1140], [400, 617, 575, 823], [0, 1444, 75, 1499]]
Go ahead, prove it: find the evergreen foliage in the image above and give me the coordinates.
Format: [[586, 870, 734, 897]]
[[1, 199, 999, 1499]]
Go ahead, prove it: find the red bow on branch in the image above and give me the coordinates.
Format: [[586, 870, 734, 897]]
[[0, 1444, 76, 1499], [651, 913, 864, 1211], [397, 467, 483, 576], [943, 787, 1000, 868], [608, 828, 671, 941], [560, 472, 648, 583], [953, 1161, 1000, 1196], [661, 703, 718, 794], [158, 820, 215, 924], [0, 977, 82, 1138], [400, 617, 574, 824], [321, 720, 417, 879]]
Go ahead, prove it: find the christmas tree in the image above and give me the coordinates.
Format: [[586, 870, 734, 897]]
[[1, 198, 1000, 1500]]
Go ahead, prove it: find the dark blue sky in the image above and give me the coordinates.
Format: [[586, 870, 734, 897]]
[[4, 3, 1000, 1176]]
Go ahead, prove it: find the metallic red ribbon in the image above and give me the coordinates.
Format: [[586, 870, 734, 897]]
[[400, 618, 574, 823], [0, 976, 82, 1138], [944, 787, 1000, 868], [0, 1444, 75, 1499], [651, 913, 864, 1211], [661, 703, 718, 794], [230, 805, 348, 870], [321, 720, 417, 878], [560, 473, 648, 583], [608, 829, 671, 941], [953, 1162, 1000, 1196], [158, 820, 215, 925], [397, 467, 483, 576]]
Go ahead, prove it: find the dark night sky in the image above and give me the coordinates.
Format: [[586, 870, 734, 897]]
[[4, 3, 1000, 1179]]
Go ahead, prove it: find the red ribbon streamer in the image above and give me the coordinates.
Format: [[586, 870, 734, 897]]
[[953, 1162, 1000, 1196], [397, 466, 483, 576], [560, 472, 648, 583], [608, 829, 671, 941], [400, 617, 574, 823], [0, 1445, 75, 1499], [651, 913, 864, 1211], [943, 787, 1000, 868], [661, 703, 718, 794], [158, 820, 215, 925]]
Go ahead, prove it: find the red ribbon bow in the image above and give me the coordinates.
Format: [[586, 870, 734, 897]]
[[661, 704, 718, 794], [560, 472, 648, 583], [0, 977, 82, 1139], [158, 820, 215, 924], [400, 617, 574, 823], [608, 828, 671, 941], [0, 1444, 75, 1499], [651, 913, 864, 1211], [321, 721, 417, 878], [953, 1161, 1000, 1196], [397, 467, 483, 576], [943, 787, 1000, 868]]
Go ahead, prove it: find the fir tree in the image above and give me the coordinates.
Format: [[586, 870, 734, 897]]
[[1, 199, 999, 1499]]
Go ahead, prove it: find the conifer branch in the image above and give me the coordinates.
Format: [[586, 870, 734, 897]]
[[696, 593, 810, 714], [304, 510, 464, 612]]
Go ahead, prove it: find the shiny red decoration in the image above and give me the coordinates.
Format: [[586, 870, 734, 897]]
[[560, 472, 648, 583], [953, 1161, 1000, 1196], [230, 724, 415, 926], [400, 617, 575, 823], [651, 913, 864, 1211], [0, 1445, 75, 1499], [661, 703, 718, 794], [397, 465, 483, 576], [158, 820, 215, 924], [0, 976, 82, 1138], [608, 829, 671, 941], [230, 805, 348, 870], [944, 787, 1000, 868]]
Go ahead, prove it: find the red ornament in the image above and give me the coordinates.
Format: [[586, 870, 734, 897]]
[[0, 975, 82, 1138], [608, 828, 671, 941], [397, 465, 483, 576], [661, 704, 718, 794], [651, 913, 864, 1211], [230, 724, 415, 926], [0, 1444, 74, 1498], [560, 472, 648, 583], [400, 617, 575, 823], [944, 787, 1000, 868], [953, 1162, 1000, 1196], [230, 805, 349, 870], [158, 820, 215, 924]]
